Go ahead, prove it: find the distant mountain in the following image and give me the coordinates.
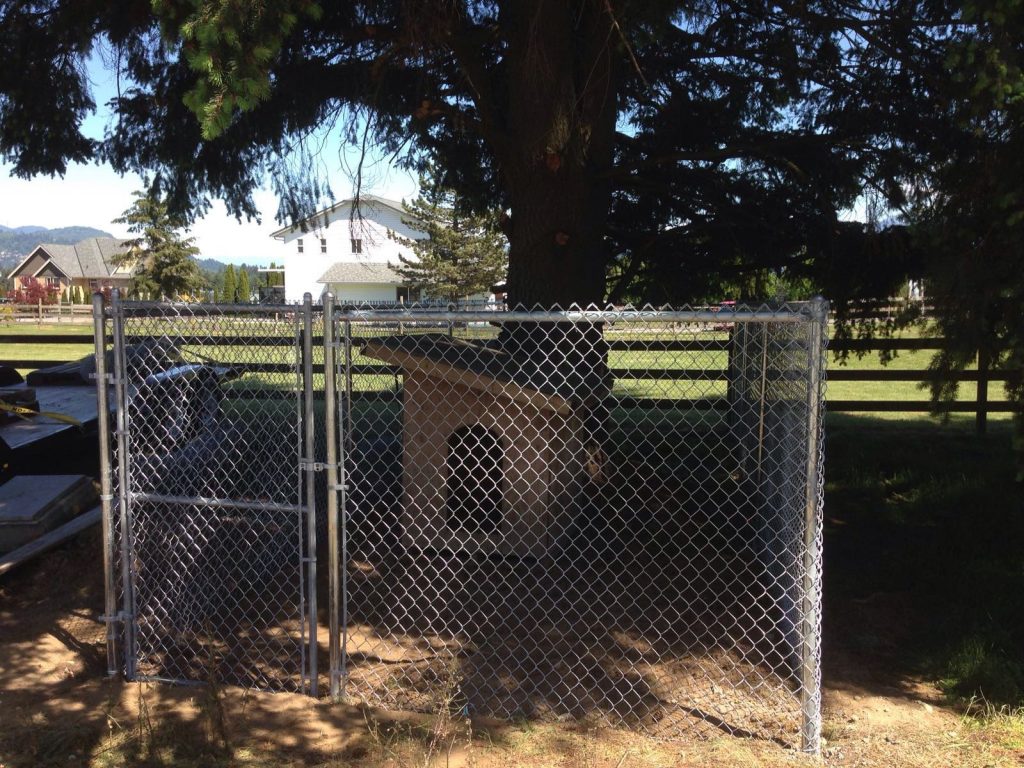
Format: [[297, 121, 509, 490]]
[[197, 257, 230, 273], [0, 225, 115, 259], [0, 224, 48, 234]]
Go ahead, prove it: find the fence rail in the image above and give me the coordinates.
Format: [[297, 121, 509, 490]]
[[1, 329, 1020, 431], [1, 302, 94, 323]]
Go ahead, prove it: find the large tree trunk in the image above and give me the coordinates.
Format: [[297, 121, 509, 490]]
[[488, 1, 620, 456], [501, 0, 619, 310]]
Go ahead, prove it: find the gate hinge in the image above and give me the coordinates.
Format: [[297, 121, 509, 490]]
[[88, 372, 118, 383], [329, 484, 350, 493], [300, 459, 337, 472], [99, 611, 129, 624]]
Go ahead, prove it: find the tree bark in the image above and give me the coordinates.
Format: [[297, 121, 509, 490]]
[[500, 0, 619, 310]]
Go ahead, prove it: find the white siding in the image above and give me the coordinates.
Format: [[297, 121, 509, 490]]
[[326, 282, 401, 303], [277, 199, 424, 303], [281, 251, 334, 303]]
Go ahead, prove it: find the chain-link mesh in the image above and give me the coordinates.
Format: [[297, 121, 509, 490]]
[[337, 304, 827, 749], [98, 299, 827, 751], [108, 300, 311, 691]]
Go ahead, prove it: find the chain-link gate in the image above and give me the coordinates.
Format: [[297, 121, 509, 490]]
[[94, 295, 826, 752], [95, 294, 321, 693]]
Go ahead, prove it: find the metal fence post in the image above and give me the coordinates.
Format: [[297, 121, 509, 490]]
[[301, 293, 319, 697], [323, 293, 342, 700], [800, 297, 828, 754], [340, 315, 352, 699], [109, 289, 136, 679], [92, 292, 118, 676]]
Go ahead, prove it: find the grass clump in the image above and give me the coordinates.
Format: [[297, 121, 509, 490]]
[[942, 638, 1024, 707]]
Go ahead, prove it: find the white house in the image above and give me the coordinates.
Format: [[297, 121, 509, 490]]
[[270, 195, 426, 304]]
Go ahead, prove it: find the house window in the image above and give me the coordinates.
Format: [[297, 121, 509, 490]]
[[45, 277, 62, 290], [351, 238, 363, 254], [445, 424, 504, 534], [320, 237, 327, 254], [297, 238, 304, 254], [395, 286, 421, 304]]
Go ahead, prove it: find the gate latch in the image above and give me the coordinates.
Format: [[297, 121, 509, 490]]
[[300, 459, 337, 473]]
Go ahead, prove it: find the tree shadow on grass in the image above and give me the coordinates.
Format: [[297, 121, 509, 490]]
[[822, 414, 1024, 709]]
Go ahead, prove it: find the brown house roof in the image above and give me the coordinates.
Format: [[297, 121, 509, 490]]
[[7, 237, 132, 281]]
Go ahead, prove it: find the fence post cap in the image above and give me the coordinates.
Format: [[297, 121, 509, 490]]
[[807, 295, 830, 320]]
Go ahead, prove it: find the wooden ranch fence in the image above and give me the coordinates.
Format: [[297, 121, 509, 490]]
[[1, 303, 94, 323], [0, 328, 1019, 434]]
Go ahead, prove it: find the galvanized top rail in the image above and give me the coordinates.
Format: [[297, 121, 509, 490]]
[[338, 308, 814, 323], [105, 301, 309, 317], [108, 300, 826, 324]]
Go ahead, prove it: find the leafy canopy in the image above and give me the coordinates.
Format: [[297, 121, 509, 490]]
[[236, 267, 250, 303], [910, 0, 1024, 473]]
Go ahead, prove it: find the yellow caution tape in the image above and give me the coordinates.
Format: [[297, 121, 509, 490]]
[[0, 401, 83, 428]]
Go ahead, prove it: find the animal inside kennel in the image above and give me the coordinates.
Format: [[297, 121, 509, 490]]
[[94, 296, 827, 752]]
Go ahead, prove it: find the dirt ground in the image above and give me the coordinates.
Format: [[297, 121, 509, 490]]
[[0, 528, 1021, 768]]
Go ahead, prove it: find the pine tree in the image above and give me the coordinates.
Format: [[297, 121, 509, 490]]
[[237, 269, 250, 303], [266, 262, 282, 287], [113, 189, 202, 300], [221, 265, 237, 303], [391, 182, 507, 303]]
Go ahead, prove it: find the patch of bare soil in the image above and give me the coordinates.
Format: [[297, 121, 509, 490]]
[[0, 529, 1020, 767]]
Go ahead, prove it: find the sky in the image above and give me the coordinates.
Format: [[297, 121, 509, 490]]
[[0, 50, 419, 266]]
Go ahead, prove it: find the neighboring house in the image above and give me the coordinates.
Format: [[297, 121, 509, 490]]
[[7, 237, 134, 297], [271, 195, 427, 304]]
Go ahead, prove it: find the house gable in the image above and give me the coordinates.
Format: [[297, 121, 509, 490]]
[[33, 262, 69, 279], [6, 238, 132, 283], [269, 195, 420, 240], [7, 247, 53, 281]]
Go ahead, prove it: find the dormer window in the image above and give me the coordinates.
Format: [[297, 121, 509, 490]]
[[351, 238, 363, 254], [297, 238, 304, 254], [320, 237, 327, 254]]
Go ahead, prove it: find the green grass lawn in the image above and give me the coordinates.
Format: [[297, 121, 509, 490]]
[[0, 320, 1014, 423], [0, 322, 94, 372]]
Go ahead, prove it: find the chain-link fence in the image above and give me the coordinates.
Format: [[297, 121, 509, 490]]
[[94, 296, 827, 751]]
